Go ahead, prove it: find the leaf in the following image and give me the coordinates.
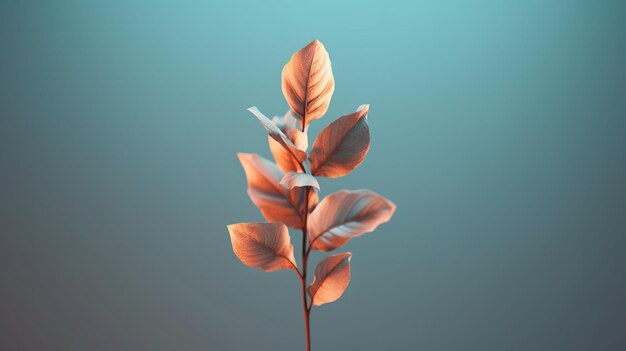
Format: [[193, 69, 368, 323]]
[[308, 189, 396, 252], [248, 106, 306, 168], [279, 172, 320, 190], [268, 138, 302, 173], [307, 252, 352, 306], [273, 110, 308, 151], [227, 222, 298, 272], [238, 153, 307, 229], [309, 187, 320, 212], [267, 111, 308, 173], [281, 39, 335, 127], [309, 105, 371, 178]]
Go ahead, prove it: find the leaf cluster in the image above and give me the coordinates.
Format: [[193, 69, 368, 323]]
[[228, 40, 396, 308]]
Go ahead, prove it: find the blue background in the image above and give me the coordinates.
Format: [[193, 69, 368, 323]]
[[1, 1, 625, 350]]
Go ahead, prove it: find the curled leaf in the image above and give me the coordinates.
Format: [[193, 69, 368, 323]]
[[238, 153, 307, 229], [308, 189, 396, 251], [248, 106, 306, 168], [227, 222, 297, 272], [309, 105, 371, 178], [272, 110, 308, 151], [281, 40, 335, 127], [267, 111, 308, 173], [308, 252, 352, 306], [280, 172, 320, 190]]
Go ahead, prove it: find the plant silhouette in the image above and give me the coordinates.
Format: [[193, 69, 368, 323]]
[[227, 39, 396, 351]]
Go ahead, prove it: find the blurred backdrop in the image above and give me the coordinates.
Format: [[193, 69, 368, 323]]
[[1, 1, 625, 350]]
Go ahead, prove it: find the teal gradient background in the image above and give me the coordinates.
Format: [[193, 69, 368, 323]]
[[1, 1, 625, 350]]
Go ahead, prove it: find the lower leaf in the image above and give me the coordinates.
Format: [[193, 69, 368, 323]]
[[307, 252, 352, 306]]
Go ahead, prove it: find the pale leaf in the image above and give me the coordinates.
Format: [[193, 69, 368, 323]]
[[291, 130, 308, 152], [248, 106, 306, 166], [308, 189, 396, 251], [279, 172, 320, 190], [238, 153, 307, 229], [308, 252, 352, 306], [268, 111, 308, 173], [281, 40, 335, 127], [227, 222, 297, 272], [273, 110, 308, 151], [309, 105, 370, 178]]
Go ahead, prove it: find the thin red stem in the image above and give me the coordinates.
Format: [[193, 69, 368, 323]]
[[297, 117, 312, 351], [300, 185, 311, 351], [306, 234, 320, 256]]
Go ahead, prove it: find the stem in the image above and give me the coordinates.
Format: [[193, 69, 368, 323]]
[[299, 117, 311, 350], [300, 186, 311, 351]]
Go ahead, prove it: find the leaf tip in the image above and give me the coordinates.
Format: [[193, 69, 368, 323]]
[[389, 199, 398, 213], [236, 152, 249, 161], [358, 104, 370, 119], [309, 39, 323, 48]]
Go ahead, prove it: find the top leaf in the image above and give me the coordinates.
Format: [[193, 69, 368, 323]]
[[281, 40, 335, 127], [309, 105, 371, 178]]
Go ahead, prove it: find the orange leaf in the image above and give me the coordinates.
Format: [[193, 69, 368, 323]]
[[238, 153, 307, 229], [268, 138, 302, 174], [308, 187, 320, 212], [281, 40, 335, 127], [308, 190, 396, 251], [309, 105, 370, 178], [308, 252, 352, 306], [227, 222, 298, 272]]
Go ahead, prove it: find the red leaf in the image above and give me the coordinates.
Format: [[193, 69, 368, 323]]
[[238, 153, 307, 229], [309, 105, 370, 178], [281, 40, 335, 127], [227, 222, 297, 272], [308, 252, 352, 306], [308, 189, 396, 251]]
